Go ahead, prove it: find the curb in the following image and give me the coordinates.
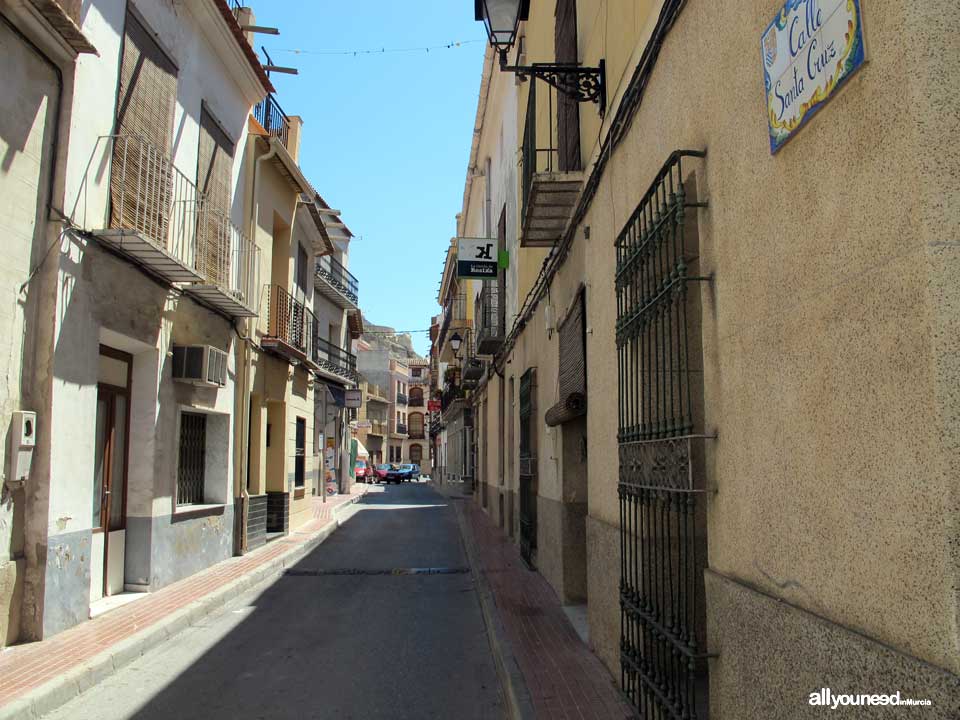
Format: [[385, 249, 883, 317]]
[[0, 510, 353, 720], [447, 488, 536, 720]]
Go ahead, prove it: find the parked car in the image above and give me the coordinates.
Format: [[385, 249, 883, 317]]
[[398, 463, 417, 482], [409, 464, 421, 481], [374, 464, 391, 483], [354, 459, 375, 482], [382, 463, 406, 484]]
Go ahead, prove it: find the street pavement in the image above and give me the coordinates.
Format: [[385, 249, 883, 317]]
[[41, 482, 505, 720]]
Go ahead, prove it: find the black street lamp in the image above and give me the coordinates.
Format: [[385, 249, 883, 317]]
[[450, 332, 463, 357], [474, 0, 606, 114]]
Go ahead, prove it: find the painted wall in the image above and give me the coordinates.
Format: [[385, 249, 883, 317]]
[[468, 0, 960, 711]]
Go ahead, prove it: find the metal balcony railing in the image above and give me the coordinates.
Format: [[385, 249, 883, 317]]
[[475, 282, 504, 354], [408, 429, 425, 440], [254, 94, 291, 149], [265, 284, 313, 360], [315, 254, 359, 305], [313, 334, 357, 381], [73, 135, 258, 314], [408, 374, 429, 385], [396, 391, 408, 406], [521, 80, 558, 222], [395, 422, 408, 435], [366, 420, 387, 436], [407, 394, 425, 408], [441, 384, 464, 412]]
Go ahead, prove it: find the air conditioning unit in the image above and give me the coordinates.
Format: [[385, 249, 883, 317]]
[[172, 345, 228, 388]]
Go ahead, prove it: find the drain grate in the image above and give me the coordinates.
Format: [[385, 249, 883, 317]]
[[285, 567, 471, 577]]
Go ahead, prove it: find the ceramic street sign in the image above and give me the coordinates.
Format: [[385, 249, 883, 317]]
[[457, 237, 498, 278], [761, 0, 866, 153]]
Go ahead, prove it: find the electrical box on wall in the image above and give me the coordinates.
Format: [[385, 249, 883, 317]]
[[8, 410, 37, 488]]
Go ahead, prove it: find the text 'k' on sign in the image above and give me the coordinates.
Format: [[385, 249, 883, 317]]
[[456, 237, 498, 278], [761, 0, 866, 153]]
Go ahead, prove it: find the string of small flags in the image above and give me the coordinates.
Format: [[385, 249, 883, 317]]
[[272, 39, 484, 57]]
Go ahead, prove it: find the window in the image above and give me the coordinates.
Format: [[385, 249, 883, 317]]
[[177, 413, 207, 505], [412, 367, 421, 378], [196, 105, 235, 287], [410, 444, 422, 464], [295, 417, 306, 489], [409, 413, 424, 438], [111, 10, 177, 233], [295, 244, 309, 296], [555, 0, 581, 172]]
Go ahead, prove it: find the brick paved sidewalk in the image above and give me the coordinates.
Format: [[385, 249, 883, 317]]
[[0, 485, 366, 716], [464, 501, 635, 720]]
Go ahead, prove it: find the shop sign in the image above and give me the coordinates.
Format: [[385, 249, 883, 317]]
[[344, 388, 363, 408], [761, 0, 866, 153], [427, 400, 441, 412], [457, 237, 497, 278], [356, 420, 372, 429]]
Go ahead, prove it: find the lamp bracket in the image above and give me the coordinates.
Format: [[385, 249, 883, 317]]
[[499, 51, 606, 115]]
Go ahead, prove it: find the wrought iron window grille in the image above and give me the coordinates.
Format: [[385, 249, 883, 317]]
[[615, 150, 714, 719]]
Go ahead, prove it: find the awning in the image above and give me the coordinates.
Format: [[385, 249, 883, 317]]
[[355, 437, 369, 458]]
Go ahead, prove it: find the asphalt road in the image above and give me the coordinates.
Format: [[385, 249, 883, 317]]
[[43, 482, 505, 720]]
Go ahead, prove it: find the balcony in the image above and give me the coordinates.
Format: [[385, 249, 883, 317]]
[[520, 81, 582, 247], [313, 335, 357, 384], [367, 384, 389, 403], [393, 422, 408, 438], [366, 419, 388, 437], [396, 392, 408, 406], [441, 384, 464, 413], [315, 254, 359, 309], [80, 135, 259, 317], [254, 93, 291, 150], [438, 292, 470, 358], [475, 282, 505, 355], [407, 394, 424, 408], [263, 284, 314, 366], [408, 375, 429, 385], [407, 430, 425, 440]]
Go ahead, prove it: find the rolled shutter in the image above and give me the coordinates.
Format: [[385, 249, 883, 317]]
[[545, 288, 586, 426], [197, 107, 235, 287], [111, 11, 177, 246]]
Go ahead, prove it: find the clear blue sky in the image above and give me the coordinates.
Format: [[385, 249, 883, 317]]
[[245, 1, 487, 356]]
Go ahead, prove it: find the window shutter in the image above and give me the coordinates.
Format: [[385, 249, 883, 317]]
[[197, 107, 235, 287], [111, 11, 177, 244], [555, 0, 581, 172], [545, 288, 587, 426]]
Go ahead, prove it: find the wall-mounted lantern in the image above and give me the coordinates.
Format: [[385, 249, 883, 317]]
[[474, 0, 606, 114]]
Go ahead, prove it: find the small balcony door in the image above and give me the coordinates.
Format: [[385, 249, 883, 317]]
[[91, 348, 132, 602]]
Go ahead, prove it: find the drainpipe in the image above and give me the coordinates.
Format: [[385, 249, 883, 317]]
[[234, 138, 278, 555]]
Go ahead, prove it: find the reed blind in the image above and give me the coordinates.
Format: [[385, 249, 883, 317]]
[[110, 11, 177, 240], [196, 107, 235, 287]]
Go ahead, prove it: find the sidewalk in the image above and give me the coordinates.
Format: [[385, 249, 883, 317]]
[[454, 491, 635, 720], [0, 485, 367, 720]]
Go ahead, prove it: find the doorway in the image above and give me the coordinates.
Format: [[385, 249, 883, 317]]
[[91, 347, 131, 602]]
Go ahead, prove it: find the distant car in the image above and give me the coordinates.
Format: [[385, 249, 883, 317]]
[[374, 464, 392, 483], [383, 463, 407, 484], [409, 464, 421, 481], [354, 460, 375, 482], [398, 463, 416, 482]]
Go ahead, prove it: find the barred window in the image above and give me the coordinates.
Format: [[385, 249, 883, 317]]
[[615, 151, 710, 719], [294, 417, 306, 489], [177, 412, 206, 505]]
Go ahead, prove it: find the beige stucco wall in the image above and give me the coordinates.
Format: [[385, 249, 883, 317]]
[[469, 0, 960, 709], [583, 0, 959, 677]]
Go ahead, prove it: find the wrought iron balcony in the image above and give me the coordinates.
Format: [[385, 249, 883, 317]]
[[408, 375, 429, 385], [254, 93, 291, 149], [407, 430, 425, 440], [75, 135, 259, 317], [438, 292, 470, 355], [315, 254, 359, 309], [366, 419, 387, 436], [441, 384, 464, 412], [395, 422, 408, 436], [396, 391, 408, 406], [313, 334, 357, 383], [407, 394, 425, 408], [521, 81, 582, 247], [475, 282, 505, 355], [264, 284, 314, 366]]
